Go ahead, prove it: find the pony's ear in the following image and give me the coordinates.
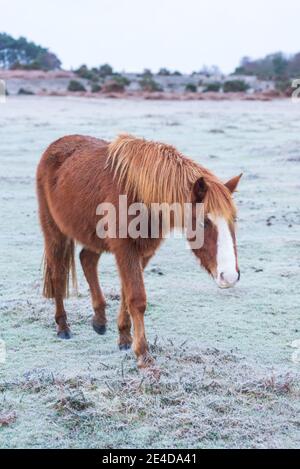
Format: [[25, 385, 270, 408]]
[[192, 177, 208, 202], [225, 173, 243, 193]]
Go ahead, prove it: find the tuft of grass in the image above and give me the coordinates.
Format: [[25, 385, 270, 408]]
[[54, 389, 94, 414], [0, 411, 17, 427], [237, 373, 295, 398]]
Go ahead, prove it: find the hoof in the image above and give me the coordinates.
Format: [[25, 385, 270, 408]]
[[92, 321, 106, 335], [119, 343, 131, 351], [57, 329, 72, 340], [137, 352, 155, 369]]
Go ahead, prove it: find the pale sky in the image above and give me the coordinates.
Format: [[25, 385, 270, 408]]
[[1, 0, 299, 73]]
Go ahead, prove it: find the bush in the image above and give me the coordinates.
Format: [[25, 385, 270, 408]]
[[91, 83, 102, 93], [185, 83, 197, 92], [203, 82, 222, 92], [102, 79, 126, 93], [18, 88, 34, 95], [67, 80, 86, 92], [139, 77, 162, 92], [223, 80, 249, 93]]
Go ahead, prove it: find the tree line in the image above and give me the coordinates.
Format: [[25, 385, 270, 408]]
[[0, 33, 61, 70]]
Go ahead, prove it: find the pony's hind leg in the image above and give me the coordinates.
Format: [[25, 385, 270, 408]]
[[79, 248, 107, 334], [38, 187, 76, 339], [46, 239, 74, 339], [43, 232, 76, 339]]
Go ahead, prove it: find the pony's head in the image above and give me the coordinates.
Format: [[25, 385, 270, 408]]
[[189, 174, 242, 289], [106, 134, 242, 289]]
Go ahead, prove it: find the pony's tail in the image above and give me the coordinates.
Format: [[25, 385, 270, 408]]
[[43, 239, 78, 299]]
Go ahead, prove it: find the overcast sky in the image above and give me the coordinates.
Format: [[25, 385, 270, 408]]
[[1, 0, 299, 73]]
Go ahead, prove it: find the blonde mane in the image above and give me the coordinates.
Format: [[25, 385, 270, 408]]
[[106, 134, 236, 221]]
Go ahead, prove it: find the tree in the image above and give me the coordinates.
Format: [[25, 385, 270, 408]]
[[158, 68, 170, 76], [287, 53, 300, 77], [272, 53, 288, 78], [35, 51, 61, 70], [234, 52, 293, 80], [75, 65, 99, 81], [139, 77, 162, 92], [198, 65, 221, 76], [0, 32, 61, 70], [141, 68, 153, 77], [112, 74, 130, 87], [98, 63, 113, 77]]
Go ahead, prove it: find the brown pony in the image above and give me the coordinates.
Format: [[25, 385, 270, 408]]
[[36, 134, 242, 368]]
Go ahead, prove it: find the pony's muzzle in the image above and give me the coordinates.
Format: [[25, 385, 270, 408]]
[[216, 270, 240, 289]]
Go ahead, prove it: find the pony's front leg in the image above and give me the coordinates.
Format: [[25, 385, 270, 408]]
[[118, 286, 132, 350], [116, 248, 153, 368], [118, 255, 154, 351]]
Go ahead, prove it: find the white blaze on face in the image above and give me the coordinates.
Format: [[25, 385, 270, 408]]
[[208, 214, 239, 289]]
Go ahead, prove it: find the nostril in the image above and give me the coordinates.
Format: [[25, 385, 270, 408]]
[[237, 269, 240, 281], [220, 272, 225, 281]]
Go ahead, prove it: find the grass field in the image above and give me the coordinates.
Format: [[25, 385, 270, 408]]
[[0, 97, 299, 448]]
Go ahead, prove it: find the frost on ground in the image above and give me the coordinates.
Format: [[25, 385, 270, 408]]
[[0, 329, 299, 448], [0, 97, 300, 448], [0, 292, 300, 450]]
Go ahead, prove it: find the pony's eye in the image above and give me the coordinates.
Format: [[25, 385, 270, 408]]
[[234, 217, 239, 223], [199, 219, 210, 228]]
